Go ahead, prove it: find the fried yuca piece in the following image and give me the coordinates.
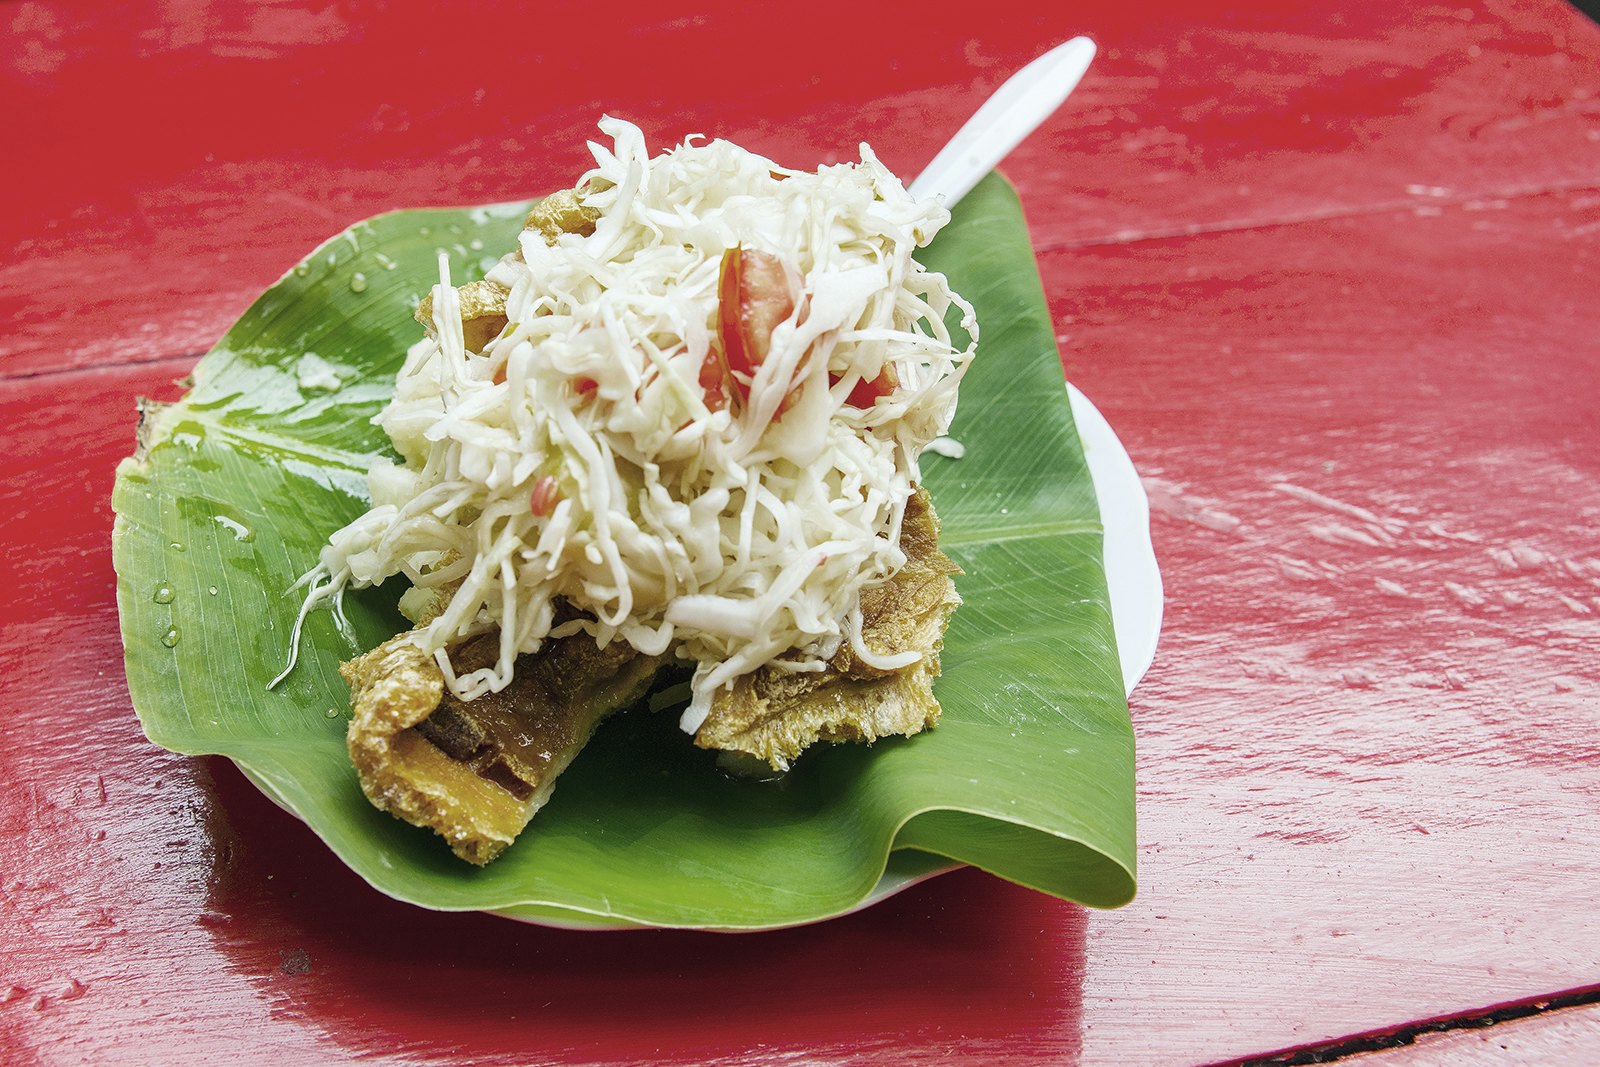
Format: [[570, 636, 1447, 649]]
[[343, 628, 669, 865], [344, 188, 642, 865], [342, 489, 957, 863]]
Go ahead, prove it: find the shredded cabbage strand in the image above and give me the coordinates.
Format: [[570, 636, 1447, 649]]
[[289, 118, 978, 733]]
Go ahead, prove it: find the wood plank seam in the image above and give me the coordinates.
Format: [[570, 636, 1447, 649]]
[[1219, 983, 1600, 1066], [1032, 178, 1600, 254], [0, 351, 206, 387]]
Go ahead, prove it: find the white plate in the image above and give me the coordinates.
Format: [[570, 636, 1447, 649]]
[[1070, 383, 1163, 698]]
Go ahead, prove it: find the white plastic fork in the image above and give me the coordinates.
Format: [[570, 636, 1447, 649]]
[[908, 36, 1097, 207]]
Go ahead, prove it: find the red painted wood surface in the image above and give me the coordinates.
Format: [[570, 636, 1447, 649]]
[[4, 1, 1600, 1064]]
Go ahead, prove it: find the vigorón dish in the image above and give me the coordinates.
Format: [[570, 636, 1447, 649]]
[[285, 119, 977, 863]]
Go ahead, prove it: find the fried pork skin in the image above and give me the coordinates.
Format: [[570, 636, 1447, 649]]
[[411, 188, 601, 353], [342, 630, 667, 865], [523, 188, 601, 242], [341, 489, 958, 863], [414, 279, 509, 354], [693, 488, 961, 770]]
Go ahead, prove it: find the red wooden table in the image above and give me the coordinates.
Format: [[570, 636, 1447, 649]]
[[5, 1, 1600, 1063]]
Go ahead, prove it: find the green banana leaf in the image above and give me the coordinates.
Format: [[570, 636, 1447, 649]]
[[111, 173, 1136, 929]]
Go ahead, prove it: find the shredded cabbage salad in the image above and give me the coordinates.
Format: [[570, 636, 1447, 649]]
[[282, 118, 977, 733]]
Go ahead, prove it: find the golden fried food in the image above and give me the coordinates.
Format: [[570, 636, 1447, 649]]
[[524, 188, 601, 242], [409, 190, 599, 353], [343, 489, 956, 861], [343, 629, 668, 865], [309, 130, 977, 865], [694, 488, 960, 770], [413, 279, 508, 353]]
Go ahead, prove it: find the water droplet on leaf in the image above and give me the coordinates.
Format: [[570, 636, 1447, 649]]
[[161, 627, 180, 648], [153, 584, 174, 604], [213, 515, 254, 542], [349, 272, 368, 293]]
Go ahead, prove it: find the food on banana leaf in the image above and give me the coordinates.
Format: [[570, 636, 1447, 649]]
[[345, 487, 956, 864], [694, 487, 959, 771], [343, 621, 671, 865], [282, 118, 978, 862]]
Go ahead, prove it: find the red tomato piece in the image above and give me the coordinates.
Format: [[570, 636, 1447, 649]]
[[699, 351, 728, 412], [828, 363, 899, 408], [717, 246, 795, 399], [529, 475, 560, 517]]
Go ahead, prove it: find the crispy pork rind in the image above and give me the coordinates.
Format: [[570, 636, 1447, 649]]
[[524, 188, 601, 242], [694, 488, 961, 771], [409, 189, 599, 351], [414, 279, 508, 353], [341, 488, 957, 863]]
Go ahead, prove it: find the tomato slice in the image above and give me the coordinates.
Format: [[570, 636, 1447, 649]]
[[698, 351, 728, 412], [841, 364, 898, 408], [529, 475, 560, 517], [717, 246, 795, 401]]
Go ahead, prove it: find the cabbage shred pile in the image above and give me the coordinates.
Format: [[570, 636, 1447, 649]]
[[288, 118, 977, 732]]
